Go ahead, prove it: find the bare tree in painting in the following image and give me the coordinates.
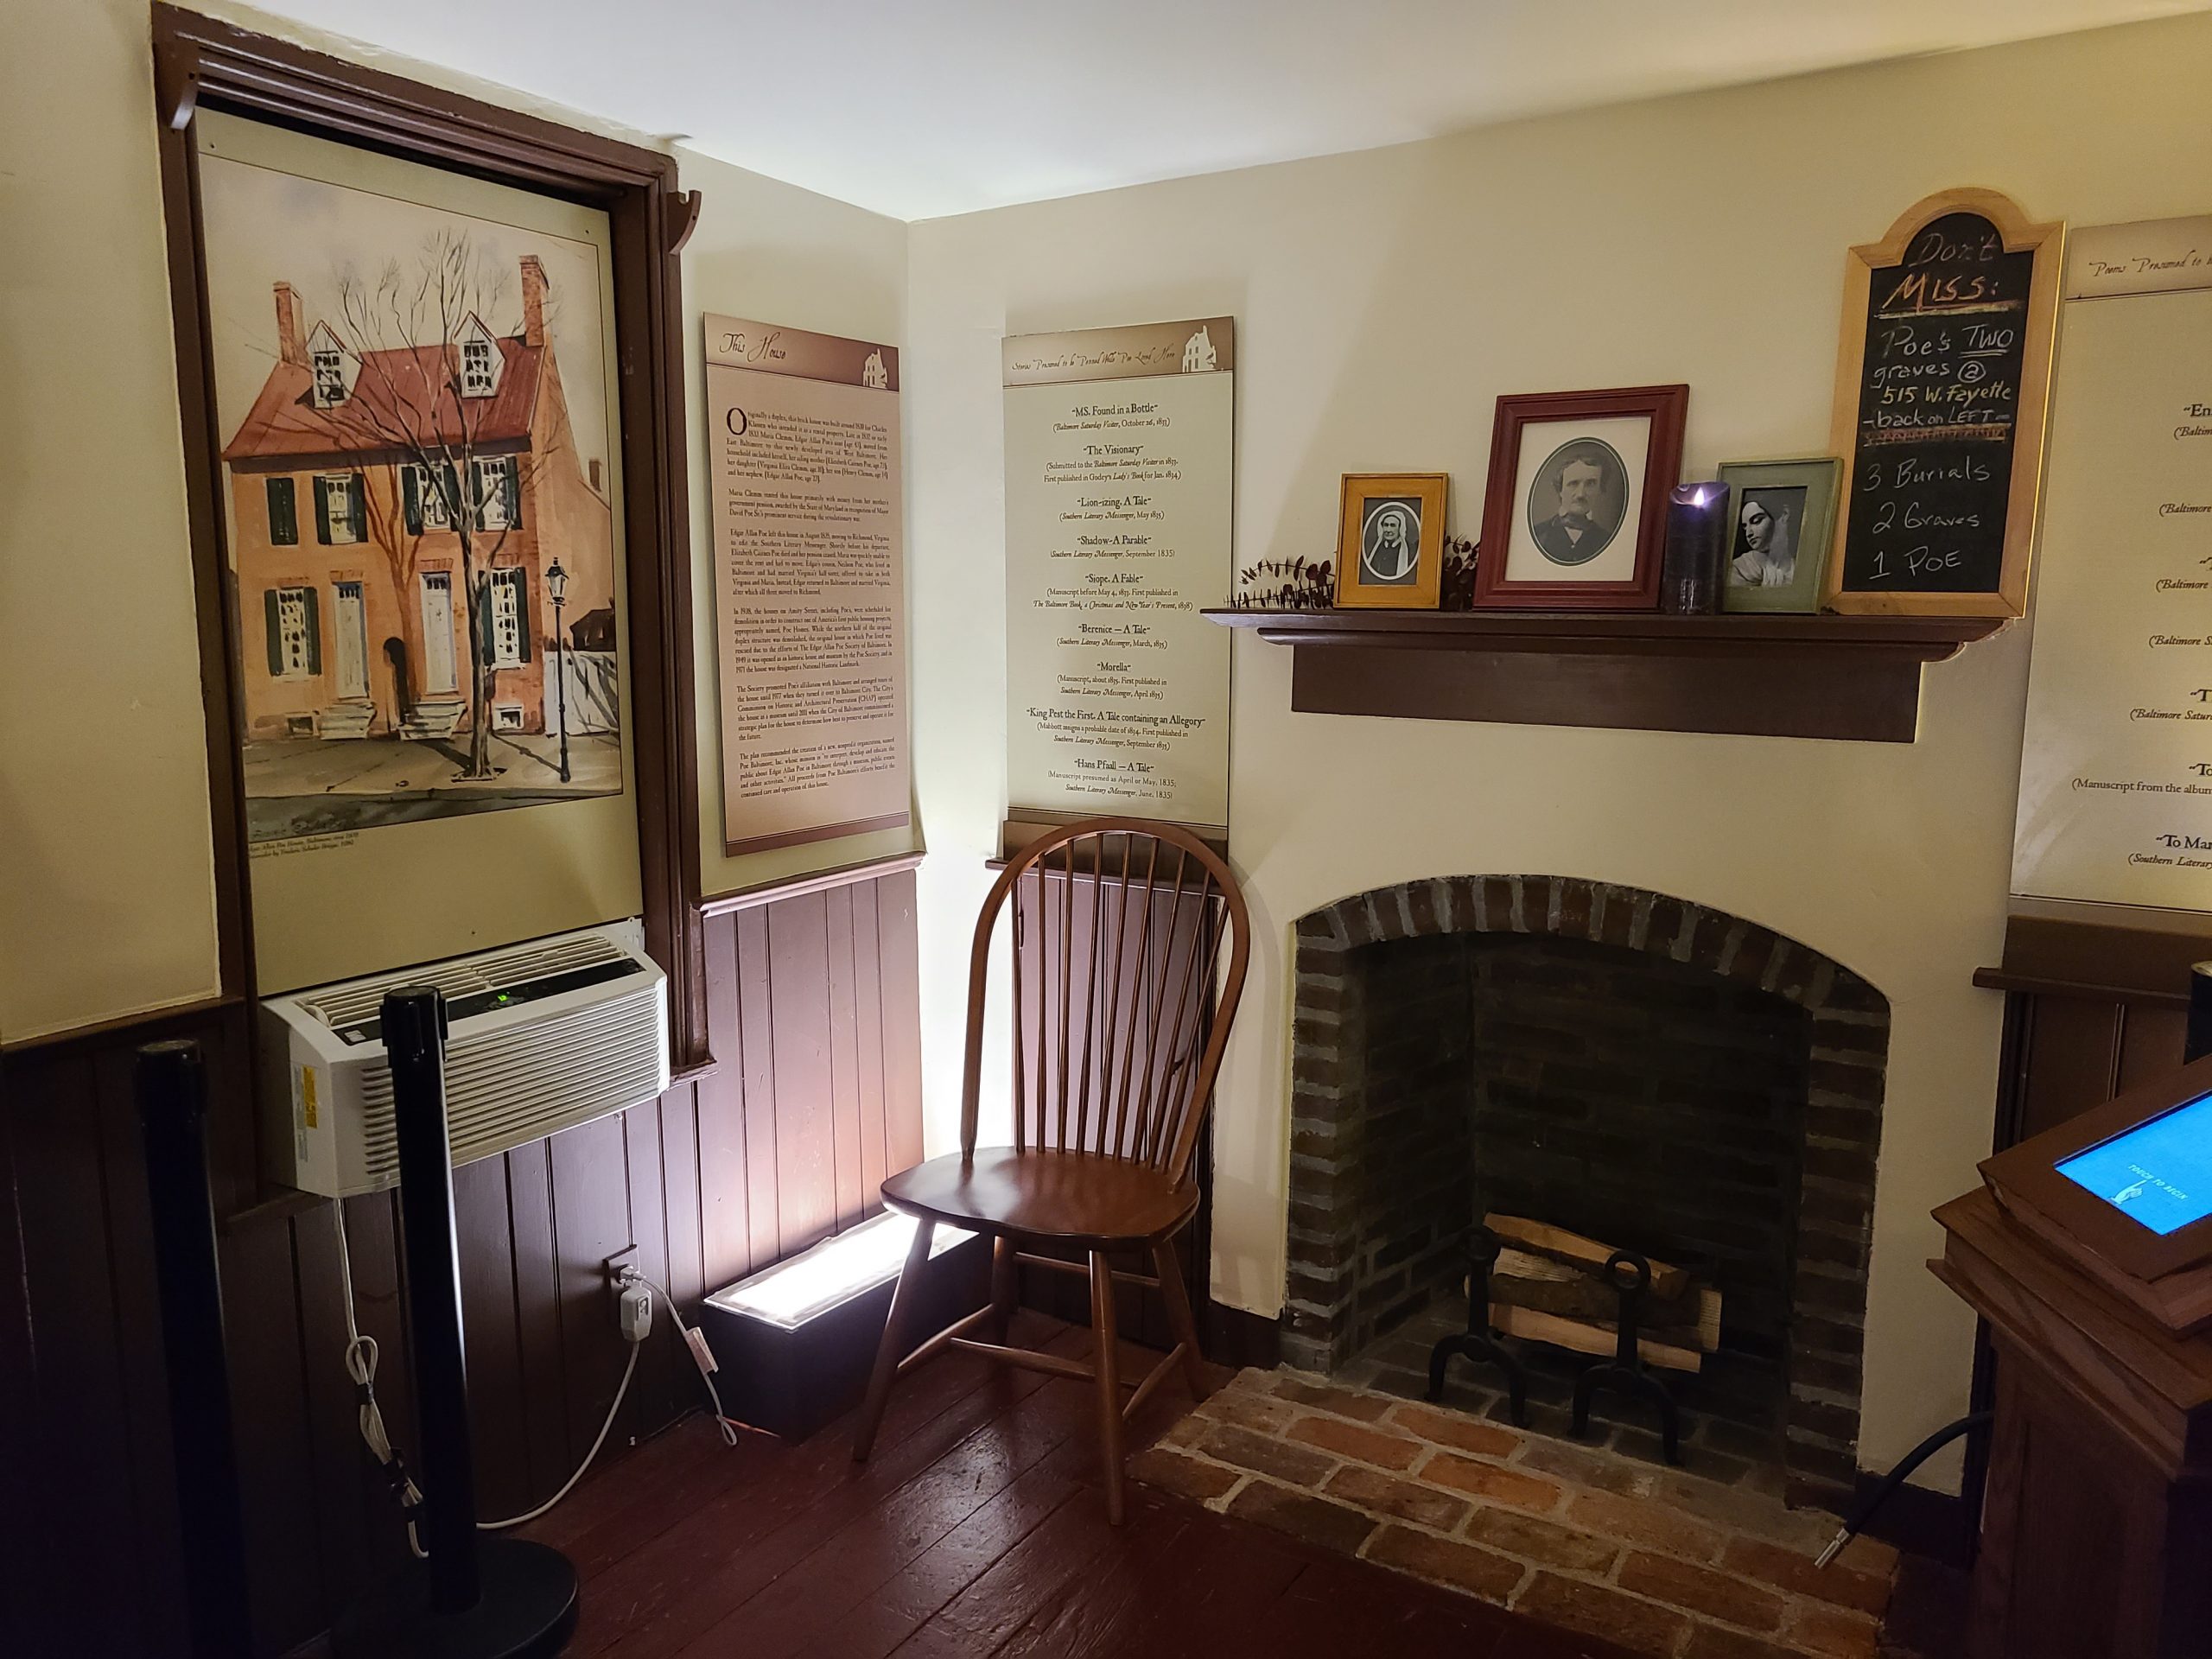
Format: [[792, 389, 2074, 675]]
[[304, 228, 548, 780]]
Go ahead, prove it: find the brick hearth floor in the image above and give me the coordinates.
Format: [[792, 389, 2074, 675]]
[[1132, 1368, 1899, 1659], [1340, 1298, 1796, 1497]]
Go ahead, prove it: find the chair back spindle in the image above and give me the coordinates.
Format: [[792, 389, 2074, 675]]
[[962, 820, 1249, 1186]]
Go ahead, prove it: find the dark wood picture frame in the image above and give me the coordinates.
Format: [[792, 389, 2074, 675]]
[[1473, 384, 1688, 611], [149, 5, 711, 1107]]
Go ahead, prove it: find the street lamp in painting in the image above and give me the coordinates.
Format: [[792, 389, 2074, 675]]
[[545, 558, 571, 785]]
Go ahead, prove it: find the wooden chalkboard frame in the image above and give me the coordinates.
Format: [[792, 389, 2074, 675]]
[[1823, 188, 2063, 619]]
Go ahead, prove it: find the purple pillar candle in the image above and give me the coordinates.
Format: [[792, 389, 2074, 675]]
[[1661, 482, 1729, 614]]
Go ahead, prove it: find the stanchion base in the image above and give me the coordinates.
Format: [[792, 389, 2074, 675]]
[[333, 1537, 578, 1658]]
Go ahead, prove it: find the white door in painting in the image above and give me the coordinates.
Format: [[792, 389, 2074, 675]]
[[420, 571, 457, 694], [334, 582, 369, 699]]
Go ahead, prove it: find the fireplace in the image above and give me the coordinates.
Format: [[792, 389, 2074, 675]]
[[1281, 875, 1889, 1509]]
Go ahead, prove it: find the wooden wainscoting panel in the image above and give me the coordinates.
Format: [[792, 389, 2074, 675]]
[[0, 869, 924, 1659], [734, 903, 785, 1277], [878, 869, 927, 1179], [825, 883, 868, 1232], [767, 890, 840, 1256], [2116, 1004, 2189, 1092], [2016, 996, 2126, 1142]]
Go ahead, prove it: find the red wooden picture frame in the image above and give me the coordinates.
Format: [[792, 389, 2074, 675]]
[[1473, 384, 1688, 611]]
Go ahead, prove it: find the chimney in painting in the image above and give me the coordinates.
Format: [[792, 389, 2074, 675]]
[[274, 282, 305, 368], [519, 255, 548, 349], [588, 457, 602, 493]]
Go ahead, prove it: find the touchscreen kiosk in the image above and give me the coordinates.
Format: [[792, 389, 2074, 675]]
[[1982, 1051, 2212, 1336], [2055, 1093, 2212, 1236]]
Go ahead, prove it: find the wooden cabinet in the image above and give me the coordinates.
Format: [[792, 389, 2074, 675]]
[[1936, 1189, 2212, 1659]]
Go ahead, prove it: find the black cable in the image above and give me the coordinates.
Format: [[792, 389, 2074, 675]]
[[1815, 1408, 1993, 1567]]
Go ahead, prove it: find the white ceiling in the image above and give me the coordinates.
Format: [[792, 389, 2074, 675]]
[[252, 0, 2211, 221]]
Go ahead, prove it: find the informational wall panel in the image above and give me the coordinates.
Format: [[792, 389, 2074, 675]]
[[2012, 218, 2212, 916], [706, 317, 910, 855], [1002, 319, 1235, 836]]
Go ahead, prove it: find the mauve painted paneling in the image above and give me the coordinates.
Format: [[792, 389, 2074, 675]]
[[0, 871, 922, 1659]]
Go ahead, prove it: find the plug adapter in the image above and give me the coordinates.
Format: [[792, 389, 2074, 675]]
[[618, 1281, 652, 1344]]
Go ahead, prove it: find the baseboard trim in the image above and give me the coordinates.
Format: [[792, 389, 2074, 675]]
[[1853, 1471, 1975, 1570], [1200, 1299, 1281, 1370]]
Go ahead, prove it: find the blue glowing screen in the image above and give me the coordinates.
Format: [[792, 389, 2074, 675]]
[[2056, 1093, 2212, 1236]]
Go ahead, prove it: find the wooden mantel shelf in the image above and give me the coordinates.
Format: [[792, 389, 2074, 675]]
[[1202, 608, 2006, 742]]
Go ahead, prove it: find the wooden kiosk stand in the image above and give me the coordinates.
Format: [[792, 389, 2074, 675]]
[[1935, 1052, 2212, 1659]]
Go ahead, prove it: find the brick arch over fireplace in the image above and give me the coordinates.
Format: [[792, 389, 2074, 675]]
[[1283, 874, 1891, 1506]]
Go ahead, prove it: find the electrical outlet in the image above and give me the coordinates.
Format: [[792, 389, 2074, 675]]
[[602, 1245, 639, 1309]]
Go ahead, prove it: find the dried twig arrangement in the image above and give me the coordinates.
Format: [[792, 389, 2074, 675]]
[[1230, 556, 1335, 612], [1230, 536, 1479, 611]]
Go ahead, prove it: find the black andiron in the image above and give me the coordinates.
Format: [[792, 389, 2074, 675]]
[[1425, 1226, 1529, 1425], [1569, 1249, 1682, 1465]]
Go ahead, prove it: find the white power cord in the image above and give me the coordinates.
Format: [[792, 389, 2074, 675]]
[[332, 1205, 429, 1558], [329, 1209, 721, 1548], [625, 1268, 741, 1447], [477, 1343, 639, 1531]]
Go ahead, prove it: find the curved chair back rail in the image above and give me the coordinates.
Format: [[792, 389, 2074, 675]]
[[961, 818, 1251, 1184]]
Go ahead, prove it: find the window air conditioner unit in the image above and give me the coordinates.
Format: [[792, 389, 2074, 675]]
[[258, 921, 669, 1198]]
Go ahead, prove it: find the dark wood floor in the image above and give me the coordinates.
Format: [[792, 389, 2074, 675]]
[[517, 1315, 1631, 1658]]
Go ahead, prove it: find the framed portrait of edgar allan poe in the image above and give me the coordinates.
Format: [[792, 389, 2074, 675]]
[[1474, 385, 1687, 610], [1334, 473, 1448, 608]]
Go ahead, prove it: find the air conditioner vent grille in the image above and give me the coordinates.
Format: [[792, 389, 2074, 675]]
[[298, 933, 627, 1030], [356, 981, 665, 1183]]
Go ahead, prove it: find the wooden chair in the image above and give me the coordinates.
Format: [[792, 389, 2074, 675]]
[[850, 819, 1251, 1521]]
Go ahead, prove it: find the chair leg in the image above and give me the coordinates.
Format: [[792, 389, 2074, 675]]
[[1151, 1236, 1209, 1400], [989, 1234, 1018, 1344], [1089, 1249, 1126, 1524], [852, 1218, 935, 1463]]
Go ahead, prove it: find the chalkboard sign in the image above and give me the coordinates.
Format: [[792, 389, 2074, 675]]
[[1825, 189, 2062, 618]]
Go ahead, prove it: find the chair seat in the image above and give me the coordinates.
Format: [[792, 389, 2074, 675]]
[[880, 1147, 1198, 1249]]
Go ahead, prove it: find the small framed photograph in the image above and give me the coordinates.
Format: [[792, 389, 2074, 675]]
[[1473, 385, 1688, 610], [1716, 457, 1840, 613], [1334, 473, 1448, 608]]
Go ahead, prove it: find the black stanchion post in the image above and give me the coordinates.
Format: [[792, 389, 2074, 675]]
[[334, 985, 577, 1658], [384, 985, 482, 1613], [2187, 962, 2212, 1064], [135, 1039, 255, 1659]]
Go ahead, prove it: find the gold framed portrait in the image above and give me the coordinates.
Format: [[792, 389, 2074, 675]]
[[1333, 473, 1448, 609]]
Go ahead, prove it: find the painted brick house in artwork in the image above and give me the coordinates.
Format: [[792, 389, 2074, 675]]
[[220, 254, 613, 745]]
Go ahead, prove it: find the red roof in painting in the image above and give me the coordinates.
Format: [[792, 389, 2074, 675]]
[[221, 336, 544, 464]]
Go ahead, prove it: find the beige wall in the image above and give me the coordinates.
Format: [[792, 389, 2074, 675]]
[[3, 0, 222, 1039], [676, 153, 918, 903], [905, 11, 2212, 1484], [0, 0, 909, 1039]]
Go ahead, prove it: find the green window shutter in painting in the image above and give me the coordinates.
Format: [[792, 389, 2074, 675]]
[[264, 589, 283, 675], [403, 466, 423, 536], [502, 455, 521, 530], [265, 477, 297, 545], [313, 478, 333, 544], [303, 589, 322, 675], [516, 570, 531, 663], [348, 474, 367, 539]]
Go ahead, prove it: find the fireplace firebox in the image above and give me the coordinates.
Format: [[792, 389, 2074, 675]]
[[1282, 875, 1889, 1510]]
